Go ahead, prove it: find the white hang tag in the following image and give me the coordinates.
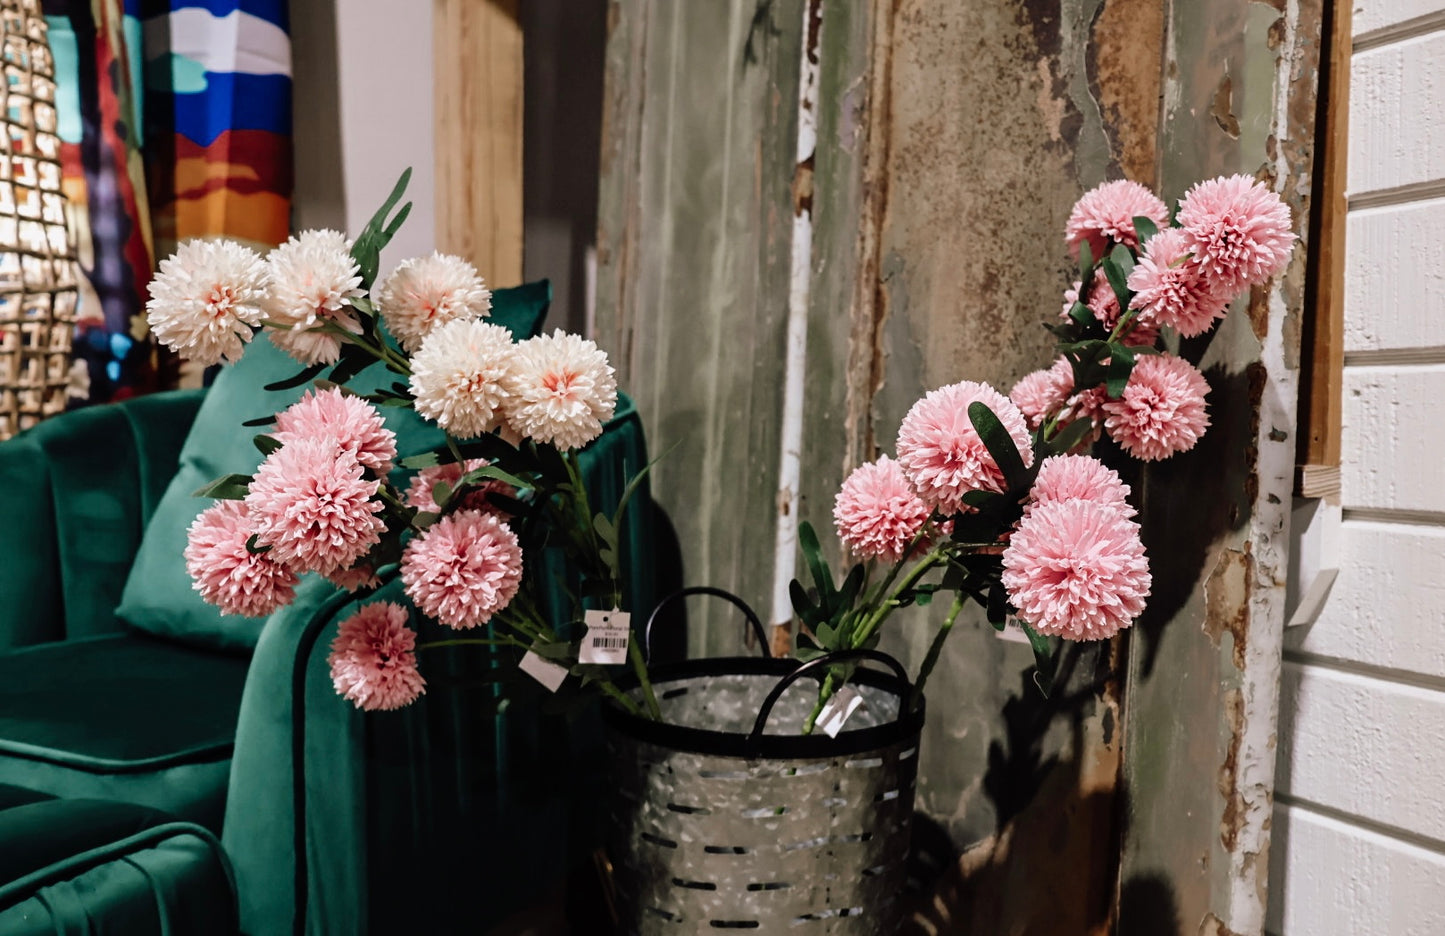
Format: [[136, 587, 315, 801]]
[[579, 609, 632, 665], [995, 618, 1032, 645], [817, 686, 866, 739], [519, 650, 568, 692]]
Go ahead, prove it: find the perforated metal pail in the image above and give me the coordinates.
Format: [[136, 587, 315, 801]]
[[601, 649, 923, 934]]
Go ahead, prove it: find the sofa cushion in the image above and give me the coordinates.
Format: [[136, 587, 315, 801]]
[[0, 798, 237, 935], [0, 633, 250, 831], [116, 282, 551, 653]]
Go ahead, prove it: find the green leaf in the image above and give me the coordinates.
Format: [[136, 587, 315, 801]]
[[400, 452, 441, 470], [593, 511, 619, 551], [1101, 254, 1132, 311], [798, 521, 836, 608], [431, 481, 452, 509], [192, 473, 254, 500], [241, 414, 276, 428], [968, 401, 1028, 492], [1078, 239, 1094, 274], [986, 581, 1008, 626], [1105, 345, 1137, 399], [1022, 621, 1057, 698], [1044, 417, 1095, 457], [837, 563, 865, 614], [1068, 301, 1095, 328], [383, 201, 413, 240], [252, 434, 282, 456], [789, 579, 820, 624], [610, 439, 680, 537], [1109, 243, 1136, 277], [327, 344, 376, 386], [263, 362, 327, 392], [1132, 215, 1159, 245], [244, 533, 272, 554], [462, 464, 533, 493]]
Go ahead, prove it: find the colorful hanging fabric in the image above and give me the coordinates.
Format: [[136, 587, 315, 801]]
[[139, 0, 292, 256]]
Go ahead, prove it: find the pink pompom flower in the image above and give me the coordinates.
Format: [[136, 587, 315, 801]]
[[184, 500, 298, 617], [1064, 179, 1170, 262], [896, 381, 1034, 515], [245, 438, 386, 575], [1011, 358, 1075, 430], [401, 510, 524, 629], [1102, 353, 1210, 461], [273, 387, 398, 477], [1027, 454, 1136, 519], [1063, 270, 1159, 347], [1001, 498, 1151, 641], [1177, 174, 1295, 290], [1127, 228, 1233, 338], [833, 455, 933, 563], [327, 601, 427, 711], [404, 459, 516, 516], [326, 563, 382, 593]]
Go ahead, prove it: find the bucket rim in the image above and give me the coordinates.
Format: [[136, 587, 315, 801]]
[[601, 656, 926, 759]]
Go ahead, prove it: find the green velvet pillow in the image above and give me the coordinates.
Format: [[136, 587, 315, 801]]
[[117, 282, 551, 653]]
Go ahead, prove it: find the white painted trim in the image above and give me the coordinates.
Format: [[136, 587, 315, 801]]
[[769, 4, 821, 631]]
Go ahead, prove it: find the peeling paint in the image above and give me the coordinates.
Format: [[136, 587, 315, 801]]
[[1199, 911, 1247, 936], [1203, 547, 1252, 672], [1211, 74, 1242, 138]]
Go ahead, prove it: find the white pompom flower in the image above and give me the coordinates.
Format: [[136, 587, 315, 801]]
[[502, 330, 618, 450], [375, 252, 492, 352], [262, 229, 365, 365], [409, 319, 518, 438], [145, 239, 268, 367]]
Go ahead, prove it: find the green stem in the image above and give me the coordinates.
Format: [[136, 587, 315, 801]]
[[626, 637, 661, 721], [417, 636, 526, 651], [849, 547, 949, 651], [596, 678, 645, 718], [802, 672, 836, 735], [911, 593, 967, 706]]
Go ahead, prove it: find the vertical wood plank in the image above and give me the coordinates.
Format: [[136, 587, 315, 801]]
[[1297, 0, 1350, 495], [433, 0, 525, 286], [1116, 2, 1323, 934]]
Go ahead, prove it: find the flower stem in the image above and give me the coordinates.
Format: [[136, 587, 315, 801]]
[[626, 636, 661, 721], [417, 637, 526, 651], [803, 672, 836, 736], [849, 547, 948, 651], [911, 593, 967, 706]]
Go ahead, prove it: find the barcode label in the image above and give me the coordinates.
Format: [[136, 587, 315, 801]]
[[579, 609, 631, 665], [995, 618, 1031, 644]]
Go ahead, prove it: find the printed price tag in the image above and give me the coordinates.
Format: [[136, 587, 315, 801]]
[[817, 686, 866, 739], [995, 618, 1032, 645], [519, 650, 568, 692], [579, 609, 632, 665]]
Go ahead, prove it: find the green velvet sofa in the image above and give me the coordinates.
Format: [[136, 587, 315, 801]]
[[0, 283, 658, 934]]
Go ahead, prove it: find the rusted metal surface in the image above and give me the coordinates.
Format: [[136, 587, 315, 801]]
[[1117, 2, 1322, 935]]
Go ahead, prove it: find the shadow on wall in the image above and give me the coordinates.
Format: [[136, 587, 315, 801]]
[[288, 0, 346, 232]]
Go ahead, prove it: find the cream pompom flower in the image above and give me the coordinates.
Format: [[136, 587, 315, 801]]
[[245, 437, 386, 575], [263, 229, 365, 365], [375, 252, 492, 352], [502, 330, 618, 450], [1177, 174, 1296, 290], [327, 602, 426, 711], [1064, 179, 1170, 262], [272, 387, 398, 476], [1001, 498, 1150, 641], [401, 510, 524, 629], [1127, 228, 1233, 337], [184, 500, 298, 617], [833, 455, 933, 563], [145, 239, 268, 367], [409, 319, 518, 438], [1102, 353, 1211, 461], [895, 381, 1034, 515]]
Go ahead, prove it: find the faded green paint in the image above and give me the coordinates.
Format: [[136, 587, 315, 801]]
[[595, 0, 804, 653], [1117, 2, 1321, 934]]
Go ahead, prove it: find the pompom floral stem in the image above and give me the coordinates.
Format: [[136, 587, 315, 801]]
[[911, 592, 968, 705]]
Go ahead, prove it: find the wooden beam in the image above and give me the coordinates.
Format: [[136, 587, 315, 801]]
[[1296, 0, 1350, 496], [433, 0, 524, 287]]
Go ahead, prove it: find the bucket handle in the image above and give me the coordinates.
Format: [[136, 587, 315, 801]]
[[643, 586, 771, 663], [747, 648, 910, 741]]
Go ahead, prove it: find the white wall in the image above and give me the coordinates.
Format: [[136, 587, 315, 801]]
[[290, 0, 436, 263], [1269, 3, 1445, 934]]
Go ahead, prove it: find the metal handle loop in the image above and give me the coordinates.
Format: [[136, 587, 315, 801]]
[[643, 586, 771, 663], [747, 648, 910, 741]]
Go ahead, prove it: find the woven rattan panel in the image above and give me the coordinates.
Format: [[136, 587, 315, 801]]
[[0, 0, 77, 440]]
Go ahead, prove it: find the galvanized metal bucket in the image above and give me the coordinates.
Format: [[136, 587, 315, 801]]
[[601, 588, 924, 934]]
